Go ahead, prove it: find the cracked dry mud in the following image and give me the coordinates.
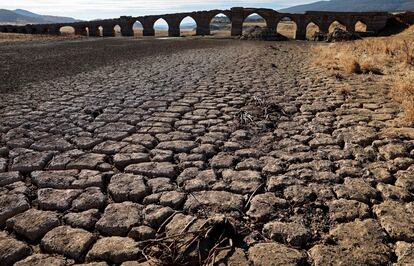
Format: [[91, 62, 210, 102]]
[[0, 39, 414, 266]]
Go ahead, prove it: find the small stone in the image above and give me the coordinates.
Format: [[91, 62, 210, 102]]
[[67, 153, 106, 170], [123, 134, 157, 149], [159, 191, 186, 209], [395, 168, 414, 192], [147, 178, 175, 193], [31, 137, 72, 152], [284, 185, 316, 204], [395, 241, 414, 265], [125, 162, 178, 178], [246, 193, 288, 222], [262, 160, 284, 176], [156, 141, 196, 153], [108, 173, 149, 202], [143, 204, 174, 228], [113, 153, 150, 169], [6, 208, 59, 241], [150, 149, 173, 162], [72, 137, 102, 150], [309, 133, 339, 148], [128, 226, 156, 241], [327, 199, 370, 222], [41, 226, 95, 260], [11, 152, 53, 172], [0, 193, 30, 226], [86, 237, 140, 264], [309, 219, 391, 265], [165, 213, 201, 236], [214, 248, 249, 265], [334, 177, 378, 204], [0, 158, 6, 172], [263, 221, 311, 247], [0, 231, 32, 266], [96, 202, 143, 236], [184, 191, 244, 215], [0, 147, 9, 157], [0, 171, 23, 186], [222, 170, 262, 194], [93, 141, 128, 155], [47, 149, 84, 170], [71, 187, 106, 211], [31, 170, 103, 189], [14, 254, 73, 266], [64, 209, 100, 230], [267, 175, 299, 191], [37, 188, 82, 211], [210, 153, 237, 169], [377, 183, 413, 202], [248, 242, 307, 266], [379, 143, 408, 160], [184, 178, 208, 192], [236, 158, 263, 171], [373, 201, 414, 241]]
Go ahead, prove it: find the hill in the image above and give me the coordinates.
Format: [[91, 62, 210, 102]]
[[281, 0, 414, 13], [0, 9, 80, 25]]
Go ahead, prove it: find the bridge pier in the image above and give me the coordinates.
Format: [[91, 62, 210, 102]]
[[88, 26, 99, 37], [49, 27, 60, 35], [119, 17, 135, 36], [102, 26, 115, 37], [141, 18, 156, 36], [319, 23, 330, 35], [195, 20, 211, 36], [120, 24, 134, 36], [230, 8, 244, 36], [75, 26, 88, 36], [143, 27, 155, 36], [168, 26, 180, 37], [295, 29, 306, 40]]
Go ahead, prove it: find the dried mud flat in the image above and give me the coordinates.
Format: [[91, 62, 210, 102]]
[[0, 38, 413, 266]]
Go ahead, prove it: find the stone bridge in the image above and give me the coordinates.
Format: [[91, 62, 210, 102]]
[[0, 7, 407, 40]]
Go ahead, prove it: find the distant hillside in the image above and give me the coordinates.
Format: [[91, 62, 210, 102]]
[[0, 9, 80, 25], [281, 0, 414, 13]]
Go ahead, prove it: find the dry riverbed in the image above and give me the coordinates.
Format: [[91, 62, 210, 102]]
[[0, 37, 413, 265]]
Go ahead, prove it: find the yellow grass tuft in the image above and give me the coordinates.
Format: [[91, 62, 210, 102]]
[[313, 26, 414, 122]]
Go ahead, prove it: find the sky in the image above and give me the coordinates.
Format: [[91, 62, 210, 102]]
[[0, 0, 317, 20]]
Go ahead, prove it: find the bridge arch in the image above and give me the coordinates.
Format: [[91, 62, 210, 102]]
[[132, 19, 144, 36], [355, 20, 367, 32], [83, 26, 90, 36], [328, 20, 347, 32], [244, 10, 271, 25], [277, 16, 298, 39], [154, 17, 169, 36], [209, 13, 231, 36], [59, 25, 75, 36], [113, 24, 122, 36], [306, 22, 320, 40], [243, 13, 266, 32], [179, 16, 197, 36], [95, 26, 103, 36]]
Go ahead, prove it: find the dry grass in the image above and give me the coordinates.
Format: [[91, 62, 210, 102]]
[[392, 76, 414, 121], [313, 25, 414, 122]]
